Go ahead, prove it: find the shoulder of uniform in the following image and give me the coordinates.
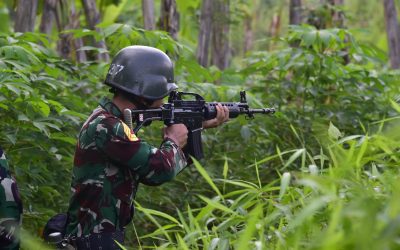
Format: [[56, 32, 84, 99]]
[[87, 109, 121, 126], [99, 114, 140, 141]]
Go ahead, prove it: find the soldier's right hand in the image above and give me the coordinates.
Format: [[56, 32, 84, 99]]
[[163, 124, 188, 148]]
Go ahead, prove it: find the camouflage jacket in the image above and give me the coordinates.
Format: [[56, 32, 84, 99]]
[[0, 147, 22, 250], [66, 97, 187, 237]]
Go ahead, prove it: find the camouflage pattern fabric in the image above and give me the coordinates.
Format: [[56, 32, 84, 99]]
[[66, 97, 187, 237], [0, 147, 22, 250]]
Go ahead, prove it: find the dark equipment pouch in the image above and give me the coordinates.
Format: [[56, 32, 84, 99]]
[[43, 213, 68, 248]]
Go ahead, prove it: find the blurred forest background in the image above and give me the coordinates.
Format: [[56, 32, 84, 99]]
[[2, 0, 400, 249]]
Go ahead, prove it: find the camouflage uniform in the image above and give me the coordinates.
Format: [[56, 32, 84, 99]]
[[0, 147, 22, 250], [66, 97, 187, 238]]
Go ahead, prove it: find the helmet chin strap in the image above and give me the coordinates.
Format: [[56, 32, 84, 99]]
[[113, 88, 154, 110], [131, 97, 154, 110]]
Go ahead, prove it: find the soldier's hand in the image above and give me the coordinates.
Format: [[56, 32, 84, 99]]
[[163, 124, 188, 148], [203, 103, 229, 129]]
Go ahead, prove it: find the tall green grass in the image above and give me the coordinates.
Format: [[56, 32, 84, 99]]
[[124, 119, 400, 250]]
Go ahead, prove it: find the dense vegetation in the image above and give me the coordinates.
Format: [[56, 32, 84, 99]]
[[1, 1, 400, 249]]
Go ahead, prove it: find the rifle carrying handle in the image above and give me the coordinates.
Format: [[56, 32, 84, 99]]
[[184, 128, 204, 160]]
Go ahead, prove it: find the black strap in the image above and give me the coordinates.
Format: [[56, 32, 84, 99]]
[[70, 231, 124, 250]]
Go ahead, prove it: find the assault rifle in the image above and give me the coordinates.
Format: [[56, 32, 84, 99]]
[[124, 91, 275, 160]]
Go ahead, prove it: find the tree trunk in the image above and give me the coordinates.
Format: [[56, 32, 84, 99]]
[[330, 0, 349, 63], [159, 0, 180, 39], [328, 0, 345, 27], [384, 0, 400, 69], [243, 15, 253, 54], [56, 0, 87, 62], [14, 0, 38, 32], [196, 0, 212, 67], [307, 0, 327, 29], [70, 3, 88, 64], [211, 0, 230, 70], [7, 3, 16, 25], [55, 1, 70, 59], [269, 13, 281, 37], [289, 0, 302, 25], [142, 0, 155, 30], [81, 0, 109, 62], [39, 0, 57, 36]]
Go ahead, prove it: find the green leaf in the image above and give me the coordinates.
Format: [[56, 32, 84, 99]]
[[279, 172, 291, 199], [220, 179, 258, 190], [51, 134, 76, 145], [135, 206, 181, 226], [356, 135, 369, 167], [319, 30, 336, 47], [192, 157, 223, 197], [288, 195, 333, 230], [100, 0, 129, 26], [3, 81, 33, 95], [222, 158, 228, 180], [42, 122, 61, 131], [30, 100, 50, 117], [5, 133, 16, 145], [283, 148, 305, 169], [176, 0, 200, 13], [235, 204, 263, 249], [176, 234, 190, 250], [197, 195, 237, 215], [4, 82, 20, 95], [240, 125, 251, 141], [328, 122, 342, 140], [33, 121, 50, 137], [134, 202, 172, 241], [0, 45, 40, 64], [0, 103, 8, 110], [302, 30, 317, 47], [47, 100, 66, 113], [390, 100, 400, 113], [18, 113, 29, 121], [77, 46, 108, 54]]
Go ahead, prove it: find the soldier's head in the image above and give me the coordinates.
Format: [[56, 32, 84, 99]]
[[105, 45, 177, 108]]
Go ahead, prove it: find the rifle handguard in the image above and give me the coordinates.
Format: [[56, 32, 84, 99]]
[[129, 90, 275, 160]]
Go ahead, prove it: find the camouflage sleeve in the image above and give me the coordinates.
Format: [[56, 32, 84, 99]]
[[94, 116, 187, 186], [0, 148, 22, 249]]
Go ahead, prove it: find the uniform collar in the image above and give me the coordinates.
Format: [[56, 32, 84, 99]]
[[99, 97, 122, 118]]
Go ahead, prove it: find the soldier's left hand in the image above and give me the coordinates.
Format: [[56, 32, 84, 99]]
[[203, 103, 229, 129]]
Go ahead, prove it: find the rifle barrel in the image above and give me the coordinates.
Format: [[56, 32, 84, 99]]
[[249, 108, 275, 114]]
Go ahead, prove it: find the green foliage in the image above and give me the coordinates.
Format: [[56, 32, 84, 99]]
[[0, 23, 216, 246], [235, 26, 399, 151], [129, 118, 400, 249], [1, 13, 400, 250], [127, 26, 400, 249], [20, 229, 52, 250], [0, 31, 105, 232]]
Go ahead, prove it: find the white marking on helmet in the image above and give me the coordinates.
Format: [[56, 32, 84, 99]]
[[108, 64, 125, 76]]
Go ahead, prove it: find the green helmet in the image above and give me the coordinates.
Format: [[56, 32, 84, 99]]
[[105, 45, 177, 100]]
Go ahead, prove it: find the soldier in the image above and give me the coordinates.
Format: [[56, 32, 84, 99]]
[[0, 147, 23, 250], [65, 46, 228, 249]]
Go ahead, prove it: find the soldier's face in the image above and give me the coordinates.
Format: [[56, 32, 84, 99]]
[[150, 99, 164, 108]]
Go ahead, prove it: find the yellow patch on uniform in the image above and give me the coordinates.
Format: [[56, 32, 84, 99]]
[[122, 122, 139, 141]]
